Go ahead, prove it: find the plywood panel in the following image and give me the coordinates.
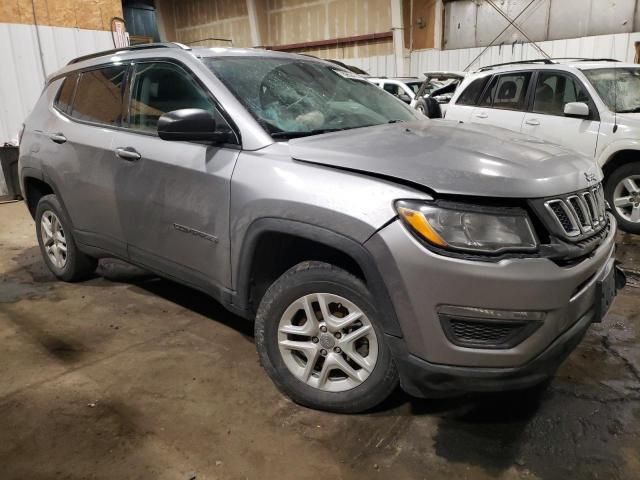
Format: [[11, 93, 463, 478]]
[[172, 0, 252, 47], [0, 0, 122, 30], [408, 0, 436, 50], [269, 0, 391, 45]]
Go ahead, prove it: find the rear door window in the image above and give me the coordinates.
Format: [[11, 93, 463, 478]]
[[70, 66, 127, 126], [54, 73, 79, 114], [456, 77, 490, 106], [479, 72, 532, 110]]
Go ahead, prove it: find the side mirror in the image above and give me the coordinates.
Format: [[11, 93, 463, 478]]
[[398, 93, 412, 103], [158, 108, 216, 142], [564, 102, 590, 118]]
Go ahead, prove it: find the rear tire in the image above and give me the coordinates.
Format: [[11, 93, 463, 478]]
[[255, 261, 399, 413], [605, 162, 640, 234], [35, 194, 97, 281]]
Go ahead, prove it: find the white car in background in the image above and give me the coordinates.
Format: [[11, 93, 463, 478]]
[[369, 73, 465, 117], [445, 59, 640, 233], [368, 76, 424, 106]]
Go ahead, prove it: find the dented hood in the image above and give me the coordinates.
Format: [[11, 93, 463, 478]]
[[289, 120, 601, 198]]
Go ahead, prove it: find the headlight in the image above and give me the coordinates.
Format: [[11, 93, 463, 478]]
[[395, 200, 537, 254]]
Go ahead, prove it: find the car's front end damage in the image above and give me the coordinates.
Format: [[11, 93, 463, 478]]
[[288, 119, 626, 396], [366, 202, 623, 396]]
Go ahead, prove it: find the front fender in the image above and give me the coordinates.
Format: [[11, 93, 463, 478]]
[[233, 217, 404, 337], [597, 139, 640, 168]]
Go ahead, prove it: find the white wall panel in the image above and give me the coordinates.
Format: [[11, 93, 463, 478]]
[[0, 23, 112, 144], [446, 0, 639, 49], [409, 32, 640, 76]]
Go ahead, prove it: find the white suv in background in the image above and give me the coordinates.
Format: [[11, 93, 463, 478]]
[[445, 59, 640, 233], [368, 77, 424, 105]]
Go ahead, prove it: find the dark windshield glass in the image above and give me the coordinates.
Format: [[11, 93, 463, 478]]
[[204, 57, 420, 138], [583, 68, 640, 113]]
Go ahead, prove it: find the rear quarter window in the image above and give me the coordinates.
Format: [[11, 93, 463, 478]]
[[54, 73, 79, 114], [70, 66, 127, 126]]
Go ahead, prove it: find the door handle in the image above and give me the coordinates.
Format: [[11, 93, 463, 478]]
[[48, 133, 67, 144], [525, 119, 540, 126], [474, 112, 488, 119], [115, 147, 141, 161]]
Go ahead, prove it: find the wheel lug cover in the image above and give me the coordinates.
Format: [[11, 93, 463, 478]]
[[320, 325, 327, 333], [335, 332, 342, 339], [334, 347, 341, 353], [312, 337, 319, 343], [319, 332, 336, 349], [320, 349, 327, 356]]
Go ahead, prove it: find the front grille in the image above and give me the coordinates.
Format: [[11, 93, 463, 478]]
[[543, 184, 607, 240]]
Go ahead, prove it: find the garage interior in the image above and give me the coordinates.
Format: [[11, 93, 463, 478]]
[[1, 1, 640, 479]]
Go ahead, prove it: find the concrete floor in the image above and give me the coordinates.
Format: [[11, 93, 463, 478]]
[[1, 200, 639, 480]]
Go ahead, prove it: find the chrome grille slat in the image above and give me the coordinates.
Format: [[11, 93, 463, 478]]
[[545, 199, 580, 236], [544, 184, 607, 239], [567, 195, 592, 233]]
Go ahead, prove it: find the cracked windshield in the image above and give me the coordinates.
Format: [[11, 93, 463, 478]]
[[584, 67, 640, 113], [204, 56, 419, 139]]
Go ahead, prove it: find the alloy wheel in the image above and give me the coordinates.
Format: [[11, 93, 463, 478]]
[[613, 175, 640, 223], [277, 293, 378, 392], [41, 210, 67, 268]]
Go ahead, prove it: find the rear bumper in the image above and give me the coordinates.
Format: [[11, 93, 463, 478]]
[[387, 306, 594, 397]]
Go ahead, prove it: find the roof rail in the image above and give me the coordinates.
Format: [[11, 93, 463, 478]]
[[551, 57, 621, 63], [477, 59, 555, 71], [67, 42, 191, 65]]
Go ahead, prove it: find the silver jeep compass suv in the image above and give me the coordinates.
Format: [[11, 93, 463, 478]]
[[19, 43, 625, 413]]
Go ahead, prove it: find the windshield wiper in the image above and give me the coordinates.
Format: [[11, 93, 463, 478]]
[[271, 127, 351, 139], [617, 107, 640, 113], [271, 121, 406, 140]]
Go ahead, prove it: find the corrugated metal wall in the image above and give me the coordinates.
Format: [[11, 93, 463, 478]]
[[345, 54, 398, 76], [409, 31, 640, 75], [0, 23, 113, 143], [444, 0, 640, 50], [342, 32, 640, 77]]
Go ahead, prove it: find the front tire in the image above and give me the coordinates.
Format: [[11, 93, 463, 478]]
[[605, 162, 640, 234], [255, 261, 399, 413], [35, 194, 97, 281]]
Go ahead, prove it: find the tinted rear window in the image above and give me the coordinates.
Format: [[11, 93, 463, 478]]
[[54, 74, 78, 114], [479, 72, 531, 111], [70, 66, 127, 126], [456, 77, 489, 106]]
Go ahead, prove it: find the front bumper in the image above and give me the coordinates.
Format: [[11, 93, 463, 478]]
[[365, 213, 621, 395], [385, 307, 594, 396]]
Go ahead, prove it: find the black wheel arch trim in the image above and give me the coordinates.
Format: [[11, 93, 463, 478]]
[[21, 168, 74, 228], [234, 217, 404, 337]]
